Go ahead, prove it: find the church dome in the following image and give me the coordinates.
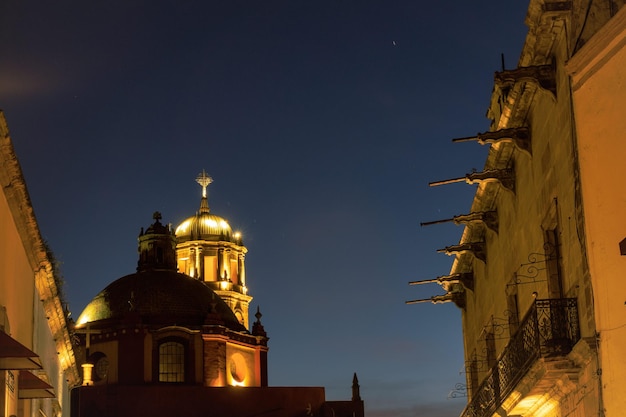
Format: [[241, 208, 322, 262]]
[[75, 211, 246, 332], [175, 212, 233, 242], [75, 270, 246, 332]]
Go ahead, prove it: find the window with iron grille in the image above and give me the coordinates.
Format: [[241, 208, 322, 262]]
[[159, 341, 185, 382]]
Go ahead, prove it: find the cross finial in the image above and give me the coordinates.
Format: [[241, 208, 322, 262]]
[[196, 170, 213, 198], [153, 211, 162, 222]]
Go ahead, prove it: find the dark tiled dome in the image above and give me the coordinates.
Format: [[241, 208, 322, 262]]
[[76, 270, 245, 332]]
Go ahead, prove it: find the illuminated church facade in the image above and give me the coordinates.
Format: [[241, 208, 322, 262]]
[[70, 173, 364, 417]]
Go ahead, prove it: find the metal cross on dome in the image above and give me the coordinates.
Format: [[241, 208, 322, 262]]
[[196, 170, 213, 198]]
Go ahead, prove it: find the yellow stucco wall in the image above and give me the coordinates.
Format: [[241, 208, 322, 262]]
[[0, 142, 37, 417], [568, 7, 626, 415], [0, 187, 36, 345]]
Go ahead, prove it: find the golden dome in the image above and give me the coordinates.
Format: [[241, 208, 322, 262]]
[[175, 171, 242, 244], [175, 212, 234, 242]]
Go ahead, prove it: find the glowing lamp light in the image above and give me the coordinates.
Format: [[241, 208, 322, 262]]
[[219, 281, 230, 291], [82, 363, 94, 386], [234, 231, 241, 239], [509, 394, 558, 417]]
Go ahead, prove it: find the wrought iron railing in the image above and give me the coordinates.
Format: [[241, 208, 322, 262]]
[[461, 298, 580, 417]]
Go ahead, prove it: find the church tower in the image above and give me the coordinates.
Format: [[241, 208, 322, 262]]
[[174, 171, 253, 329]]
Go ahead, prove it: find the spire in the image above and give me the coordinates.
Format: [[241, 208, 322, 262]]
[[352, 373, 361, 401], [196, 170, 213, 214]]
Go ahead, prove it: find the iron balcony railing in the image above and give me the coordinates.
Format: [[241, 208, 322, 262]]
[[461, 298, 580, 417]]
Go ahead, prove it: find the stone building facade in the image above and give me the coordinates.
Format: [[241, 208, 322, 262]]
[[415, 1, 626, 416], [565, 3, 626, 415]]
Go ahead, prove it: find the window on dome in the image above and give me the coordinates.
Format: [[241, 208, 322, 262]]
[[159, 342, 185, 382]]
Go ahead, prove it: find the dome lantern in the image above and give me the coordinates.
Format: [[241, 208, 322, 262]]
[[137, 211, 177, 272], [174, 171, 252, 329]]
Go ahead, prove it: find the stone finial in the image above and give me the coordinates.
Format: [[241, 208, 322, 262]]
[[252, 306, 267, 337]]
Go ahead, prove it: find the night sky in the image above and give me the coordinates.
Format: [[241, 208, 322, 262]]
[[1, 2, 529, 416]]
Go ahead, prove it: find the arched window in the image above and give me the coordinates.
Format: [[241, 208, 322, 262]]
[[88, 351, 110, 382], [159, 341, 185, 382]]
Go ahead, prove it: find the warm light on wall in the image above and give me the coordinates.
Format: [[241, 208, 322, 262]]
[[219, 281, 230, 291], [228, 352, 248, 387], [509, 393, 558, 417]]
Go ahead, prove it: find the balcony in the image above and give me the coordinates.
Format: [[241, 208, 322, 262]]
[[461, 298, 580, 417]]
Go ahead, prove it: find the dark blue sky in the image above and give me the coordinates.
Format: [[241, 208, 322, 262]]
[[1, 1, 529, 415]]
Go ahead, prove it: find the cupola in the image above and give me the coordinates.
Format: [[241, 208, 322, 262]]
[[137, 211, 177, 272], [174, 171, 252, 329]]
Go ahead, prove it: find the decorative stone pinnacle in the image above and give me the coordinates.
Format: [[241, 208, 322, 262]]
[[252, 306, 267, 337]]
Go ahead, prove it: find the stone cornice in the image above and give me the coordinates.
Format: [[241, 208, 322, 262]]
[[566, 4, 626, 89], [0, 113, 42, 270], [0, 111, 80, 386]]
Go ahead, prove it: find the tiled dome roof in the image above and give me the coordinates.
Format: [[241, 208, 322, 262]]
[[76, 270, 245, 332]]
